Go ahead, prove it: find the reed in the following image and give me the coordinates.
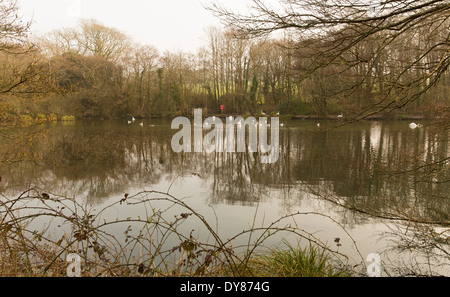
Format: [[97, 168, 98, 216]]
[[245, 240, 354, 277]]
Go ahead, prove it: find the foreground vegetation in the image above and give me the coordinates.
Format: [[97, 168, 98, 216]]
[[0, 188, 358, 277], [2, 187, 447, 277]]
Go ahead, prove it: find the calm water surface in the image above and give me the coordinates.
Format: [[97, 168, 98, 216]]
[[1, 119, 448, 272]]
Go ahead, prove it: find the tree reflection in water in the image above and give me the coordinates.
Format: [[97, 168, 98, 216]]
[[0, 119, 448, 276]]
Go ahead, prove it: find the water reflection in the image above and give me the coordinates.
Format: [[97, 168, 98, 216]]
[[1, 120, 448, 222], [1, 119, 449, 275]]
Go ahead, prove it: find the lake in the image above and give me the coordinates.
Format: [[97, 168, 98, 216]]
[[0, 118, 448, 276]]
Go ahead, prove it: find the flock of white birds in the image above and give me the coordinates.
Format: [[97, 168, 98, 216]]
[[127, 114, 422, 130]]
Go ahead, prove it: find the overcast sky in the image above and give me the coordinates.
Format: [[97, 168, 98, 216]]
[[18, 0, 254, 53]]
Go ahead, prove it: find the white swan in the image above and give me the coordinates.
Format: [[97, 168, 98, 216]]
[[409, 123, 422, 129]]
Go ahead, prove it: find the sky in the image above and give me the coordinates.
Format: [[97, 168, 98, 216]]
[[18, 0, 254, 53]]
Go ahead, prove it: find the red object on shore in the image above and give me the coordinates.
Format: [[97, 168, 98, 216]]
[[220, 105, 224, 111]]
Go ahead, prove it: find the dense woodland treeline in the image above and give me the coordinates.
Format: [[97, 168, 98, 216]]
[[0, 0, 449, 122]]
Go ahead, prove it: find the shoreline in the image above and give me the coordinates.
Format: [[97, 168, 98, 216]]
[[290, 114, 428, 121], [0, 112, 432, 124]]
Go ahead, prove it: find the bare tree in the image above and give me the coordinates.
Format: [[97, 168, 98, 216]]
[[40, 19, 131, 63], [0, 0, 43, 95], [209, 0, 450, 120], [122, 44, 159, 115], [0, 0, 30, 51], [78, 19, 131, 63], [38, 27, 82, 57]]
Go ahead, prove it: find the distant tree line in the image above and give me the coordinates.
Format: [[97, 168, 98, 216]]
[[0, 0, 448, 121], [209, 0, 449, 121]]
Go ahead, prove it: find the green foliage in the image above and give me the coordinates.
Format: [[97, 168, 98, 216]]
[[326, 100, 344, 115], [250, 241, 352, 277], [46, 114, 58, 122], [157, 68, 164, 91], [61, 115, 76, 122], [278, 100, 315, 115], [19, 115, 33, 123], [170, 82, 181, 105]]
